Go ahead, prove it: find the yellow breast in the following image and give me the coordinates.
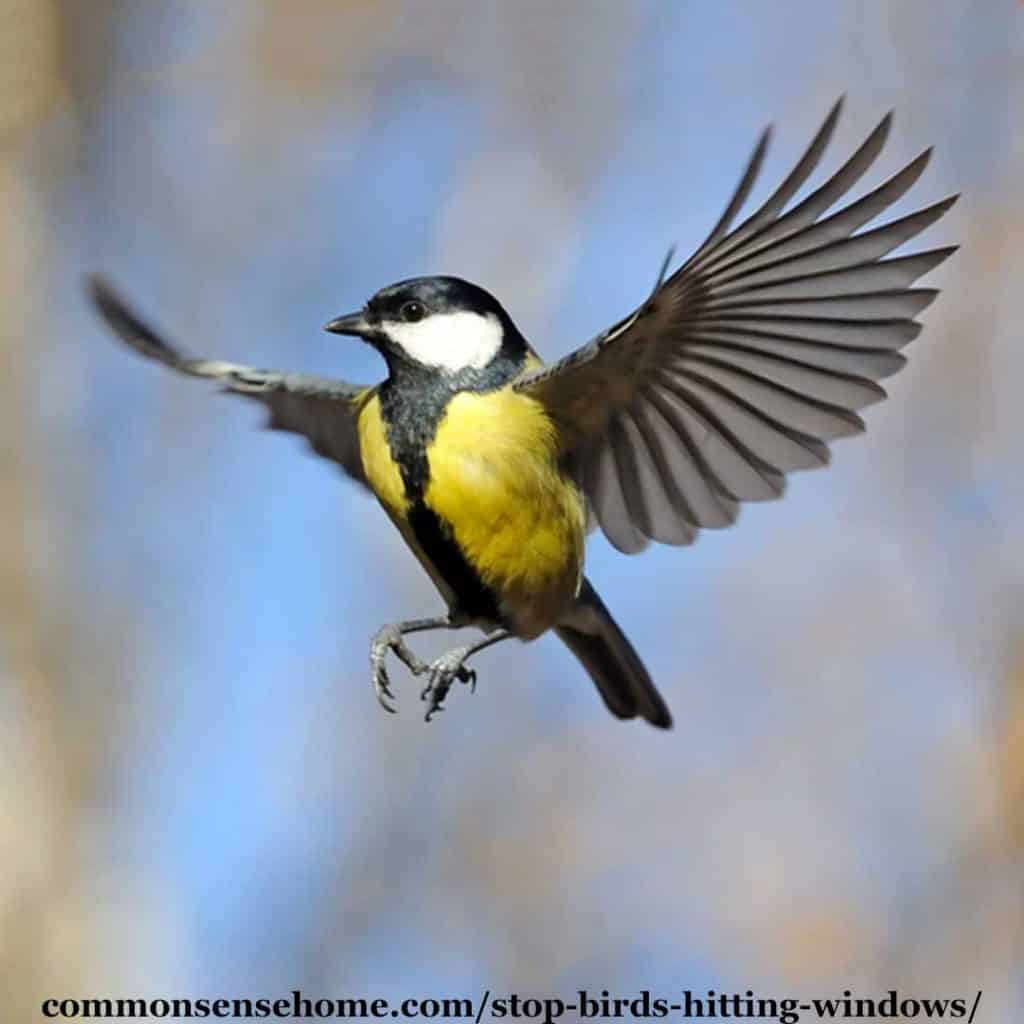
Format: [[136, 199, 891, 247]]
[[358, 391, 462, 608], [357, 392, 407, 515], [424, 388, 586, 636]]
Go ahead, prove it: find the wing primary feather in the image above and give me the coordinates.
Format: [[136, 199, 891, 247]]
[[673, 363, 865, 441], [687, 98, 844, 274], [731, 98, 843, 230], [618, 411, 700, 544], [655, 372, 832, 472], [705, 280, 947, 320], [584, 435, 650, 554], [642, 389, 747, 518], [608, 416, 654, 540], [650, 244, 678, 299], [696, 112, 894, 280], [709, 178, 956, 290], [683, 315, 923, 350], [693, 288, 940, 322], [90, 275, 281, 392], [724, 195, 957, 290], [681, 332, 908, 380], [646, 381, 786, 502], [705, 246, 958, 305], [628, 404, 704, 533], [89, 275, 199, 373], [675, 349, 886, 412], [705, 142, 932, 288], [697, 124, 773, 253]]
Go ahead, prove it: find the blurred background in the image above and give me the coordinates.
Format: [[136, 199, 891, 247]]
[[2, 0, 1022, 1019]]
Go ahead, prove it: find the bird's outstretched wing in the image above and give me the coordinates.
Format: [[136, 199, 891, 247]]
[[514, 99, 958, 553], [88, 276, 372, 488]]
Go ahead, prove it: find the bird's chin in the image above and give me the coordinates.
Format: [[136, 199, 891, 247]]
[[375, 338, 416, 369], [358, 331, 389, 352]]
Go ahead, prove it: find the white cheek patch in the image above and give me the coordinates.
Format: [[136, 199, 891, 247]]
[[385, 311, 503, 373]]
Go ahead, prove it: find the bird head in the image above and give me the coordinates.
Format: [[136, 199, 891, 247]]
[[325, 276, 527, 375]]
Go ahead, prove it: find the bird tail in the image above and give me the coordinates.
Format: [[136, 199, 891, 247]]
[[555, 578, 672, 729]]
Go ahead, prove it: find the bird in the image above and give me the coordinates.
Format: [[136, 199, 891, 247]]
[[89, 99, 957, 729]]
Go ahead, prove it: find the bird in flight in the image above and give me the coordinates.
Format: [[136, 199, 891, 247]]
[[90, 99, 957, 729]]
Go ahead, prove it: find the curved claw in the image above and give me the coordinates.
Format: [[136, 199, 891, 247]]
[[420, 646, 481, 721], [373, 663, 398, 714], [370, 624, 424, 715]]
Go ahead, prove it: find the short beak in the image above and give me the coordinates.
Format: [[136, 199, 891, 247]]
[[324, 311, 374, 338]]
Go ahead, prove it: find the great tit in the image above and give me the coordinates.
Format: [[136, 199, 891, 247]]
[[89, 100, 956, 729]]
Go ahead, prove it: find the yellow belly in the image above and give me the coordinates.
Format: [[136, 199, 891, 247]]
[[425, 389, 586, 637], [357, 388, 586, 638]]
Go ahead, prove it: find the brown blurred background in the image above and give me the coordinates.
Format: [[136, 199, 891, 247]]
[[1, 1, 1022, 1020]]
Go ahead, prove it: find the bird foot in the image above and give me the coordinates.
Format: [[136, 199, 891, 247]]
[[420, 647, 477, 722], [369, 624, 429, 713]]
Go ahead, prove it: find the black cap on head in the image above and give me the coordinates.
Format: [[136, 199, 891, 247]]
[[365, 276, 509, 323]]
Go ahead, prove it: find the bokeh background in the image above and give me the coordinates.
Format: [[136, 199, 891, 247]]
[[3, 1, 1022, 1019]]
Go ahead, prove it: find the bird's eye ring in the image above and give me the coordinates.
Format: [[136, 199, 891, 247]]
[[401, 301, 425, 323]]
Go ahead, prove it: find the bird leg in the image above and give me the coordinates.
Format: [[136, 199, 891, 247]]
[[369, 617, 452, 713], [421, 630, 514, 722]]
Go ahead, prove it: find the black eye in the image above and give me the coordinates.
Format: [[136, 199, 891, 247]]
[[400, 301, 426, 323]]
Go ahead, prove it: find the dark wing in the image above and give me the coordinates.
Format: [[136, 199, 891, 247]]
[[514, 99, 958, 553], [88, 276, 372, 488]]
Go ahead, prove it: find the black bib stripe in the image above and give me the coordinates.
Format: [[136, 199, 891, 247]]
[[377, 353, 526, 623]]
